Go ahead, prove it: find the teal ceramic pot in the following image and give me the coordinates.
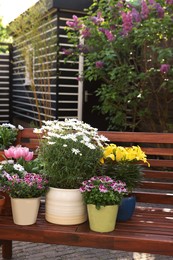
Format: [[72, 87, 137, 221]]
[[117, 196, 136, 222]]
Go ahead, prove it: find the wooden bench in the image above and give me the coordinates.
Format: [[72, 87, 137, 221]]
[[1, 129, 173, 259]]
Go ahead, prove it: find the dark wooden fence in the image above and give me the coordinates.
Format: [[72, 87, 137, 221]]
[[0, 42, 12, 123]]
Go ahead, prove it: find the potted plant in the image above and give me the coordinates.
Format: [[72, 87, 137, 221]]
[[100, 144, 149, 221], [34, 118, 108, 225], [0, 146, 49, 225], [80, 176, 127, 232], [0, 123, 24, 161]]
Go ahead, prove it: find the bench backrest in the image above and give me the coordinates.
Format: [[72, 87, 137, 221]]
[[17, 129, 173, 205]]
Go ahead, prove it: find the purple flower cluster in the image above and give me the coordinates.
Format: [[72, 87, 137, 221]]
[[131, 8, 141, 23], [80, 176, 127, 194], [160, 64, 170, 73], [155, 3, 164, 18], [62, 48, 73, 56], [90, 12, 104, 25], [122, 11, 133, 36], [166, 0, 173, 4], [1, 171, 49, 198], [66, 15, 83, 30], [141, 0, 149, 19], [95, 61, 104, 69], [99, 28, 115, 41], [81, 27, 91, 38], [2, 172, 48, 189]]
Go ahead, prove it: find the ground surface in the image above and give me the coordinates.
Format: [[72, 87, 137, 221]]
[[0, 242, 173, 260]]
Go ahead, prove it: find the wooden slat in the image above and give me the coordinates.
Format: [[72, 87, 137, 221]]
[[142, 147, 173, 156], [140, 181, 173, 190], [143, 170, 173, 179], [98, 131, 173, 144], [1, 205, 173, 256], [134, 191, 173, 204], [148, 159, 173, 167]]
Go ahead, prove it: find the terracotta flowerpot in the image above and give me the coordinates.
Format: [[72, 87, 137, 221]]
[[45, 187, 87, 225], [0, 195, 5, 214], [0, 150, 4, 161], [0, 192, 12, 216]]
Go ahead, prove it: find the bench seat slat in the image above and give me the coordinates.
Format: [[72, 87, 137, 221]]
[[134, 191, 173, 204], [143, 170, 173, 179], [140, 181, 173, 190]]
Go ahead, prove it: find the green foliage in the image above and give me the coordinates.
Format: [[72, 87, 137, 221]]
[[101, 162, 143, 194], [38, 137, 102, 189], [9, 0, 58, 126], [66, 0, 173, 131], [0, 17, 11, 53], [36, 119, 108, 189], [0, 124, 19, 149]]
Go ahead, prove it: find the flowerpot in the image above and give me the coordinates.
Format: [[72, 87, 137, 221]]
[[11, 197, 41, 225], [0, 195, 5, 214], [0, 150, 4, 161], [0, 191, 12, 216], [45, 187, 87, 225], [117, 195, 136, 222], [87, 204, 119, 232]]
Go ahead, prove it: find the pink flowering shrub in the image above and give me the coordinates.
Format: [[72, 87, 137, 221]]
[[80, 176, 127, 209], [65, 0, 173, 132]]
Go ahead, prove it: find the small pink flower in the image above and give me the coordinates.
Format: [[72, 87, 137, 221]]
[[160, 64, 170, 73], [95, 61, 104, 68], [24, 152, 34, 161], [99, 184, 108, 193]]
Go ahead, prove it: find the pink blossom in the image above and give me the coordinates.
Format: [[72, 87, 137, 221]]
[[141, 0, 149, 19], [99, 184, 108, 193], [122, 12, 133, 36], [90, 12, 104, 25], [62, 48, 73, 56], [24, 151, 34, 161], [4, 146, 16, 158], [66, 15, 82, 30], [131, 8, 141, 23], [148, 0, 156, 4], [95, 61, 104, 68], [155, 3, 164, 18], [160, 64, 170, 73], [166, 0, 173, 4], [4, 146, 33, 161], [104, 30, 115, 41], [81, 27, 91, 38]]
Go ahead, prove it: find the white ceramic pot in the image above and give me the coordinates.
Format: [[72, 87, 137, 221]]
[[45, 187, 87, 225], [11, 197, 41, 225]]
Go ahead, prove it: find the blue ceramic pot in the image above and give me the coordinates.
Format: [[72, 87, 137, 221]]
[[117, 196, 136, 222]]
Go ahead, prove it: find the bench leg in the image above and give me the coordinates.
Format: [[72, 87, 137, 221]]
[[1, 240, 12, 259]]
